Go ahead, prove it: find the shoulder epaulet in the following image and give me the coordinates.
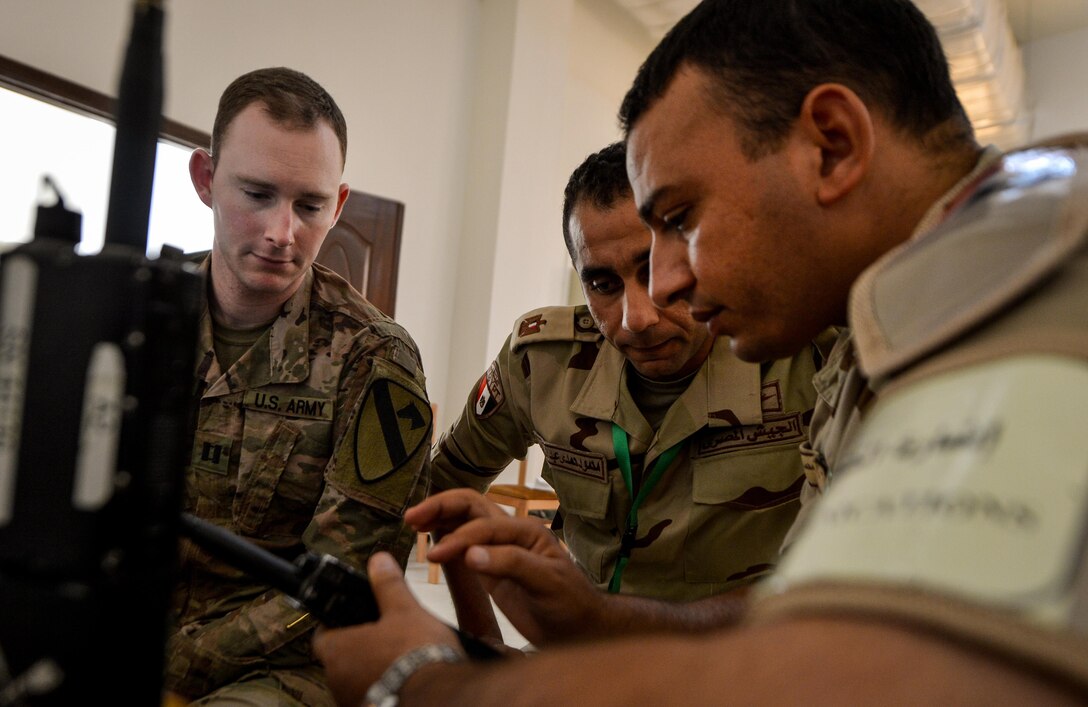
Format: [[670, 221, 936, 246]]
[[852, 138, 1088, 381], [510, 304, 600, 352]]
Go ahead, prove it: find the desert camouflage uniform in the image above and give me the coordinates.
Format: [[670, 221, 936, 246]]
[[166, 263, 431, 705], [432, 305, 824, 600], [752, 138, 1088, 693]]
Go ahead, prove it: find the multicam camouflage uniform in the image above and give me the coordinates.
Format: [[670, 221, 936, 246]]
[[166, 263, 431, 705], [752, 138, 1088, 692], [432, 305, 823, 600]]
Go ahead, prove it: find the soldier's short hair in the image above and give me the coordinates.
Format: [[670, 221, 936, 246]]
[[619, 0, 974, 159], [562, 142, 631, 262], [211, 66, 347, 166]]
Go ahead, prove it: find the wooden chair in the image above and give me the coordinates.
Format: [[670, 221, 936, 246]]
[[485, 458, 559, 525], [415, 533, 442, 585]]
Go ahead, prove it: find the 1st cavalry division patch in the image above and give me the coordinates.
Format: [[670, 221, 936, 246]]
[[351, 377, 432, 484]]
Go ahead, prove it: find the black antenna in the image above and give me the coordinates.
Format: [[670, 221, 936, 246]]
[[0, 2, 205, 702], [103, 0, 164, 252]]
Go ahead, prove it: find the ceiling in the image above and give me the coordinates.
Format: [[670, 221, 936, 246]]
[[1005, 0, 1088, 44], [609, 0, 1088, 147], [612, 0, 1088, 45]]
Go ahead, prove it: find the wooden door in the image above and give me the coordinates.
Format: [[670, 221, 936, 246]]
[[317, 189, 404, 317]]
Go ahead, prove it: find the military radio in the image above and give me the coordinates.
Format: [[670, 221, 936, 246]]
[[179, 513, 504, 661], [0, 1, 203, 704]]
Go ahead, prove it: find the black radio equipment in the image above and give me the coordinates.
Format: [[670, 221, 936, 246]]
[[0, 2, 203, 703]]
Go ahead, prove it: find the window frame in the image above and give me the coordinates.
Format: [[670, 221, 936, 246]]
[[0, 53, 209, 150]]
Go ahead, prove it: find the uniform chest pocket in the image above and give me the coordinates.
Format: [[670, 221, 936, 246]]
[[541, 452, 611, 521], [233, 413, 304, 535], [692, 443, 805, 509], [684, 444, 806, 585]]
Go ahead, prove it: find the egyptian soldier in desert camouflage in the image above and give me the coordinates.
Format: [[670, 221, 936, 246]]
[[427, 142, 827, 645], [167, 67, 430, 705]]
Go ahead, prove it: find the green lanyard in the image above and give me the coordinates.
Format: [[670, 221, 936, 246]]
[[607, 423, 683, 593]]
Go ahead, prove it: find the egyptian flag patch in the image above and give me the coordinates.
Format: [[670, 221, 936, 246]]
[[473, 361, 505, 419], [351, 377, 432, 484]]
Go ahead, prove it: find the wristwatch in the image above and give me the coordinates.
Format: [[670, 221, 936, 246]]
[[365, 644, 464, 707]]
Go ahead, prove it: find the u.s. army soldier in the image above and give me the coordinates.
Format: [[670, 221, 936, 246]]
[[168, 67, 430, 706]]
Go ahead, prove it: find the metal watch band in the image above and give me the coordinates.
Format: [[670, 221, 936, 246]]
[[365, 644, 464, 707]]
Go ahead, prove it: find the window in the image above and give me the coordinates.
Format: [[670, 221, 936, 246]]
[[1, 58, 213, 257]]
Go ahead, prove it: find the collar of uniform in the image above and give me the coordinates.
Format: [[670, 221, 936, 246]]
[[846, 146, 1002, 382], [702, 339, 762, 429], [849, 140, 1088, 383], [194, 257, 225, 393], [267, 268, 313, 385], [198, 267, 313, 397], [845, 145, 1001, 339], [569, 341, 636, 428], [810, 328, 855, 411], [568, 338, 762, 450], [194, 305, 222, 385], [909, 145, 1004, 243]]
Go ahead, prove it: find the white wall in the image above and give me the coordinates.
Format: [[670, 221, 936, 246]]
[[1022, 25, 1088, 141], [0, 0, 654, 486], [562, 0, 654, 185], [439, 0, 653, 484], [556, 0, 654, 310], [1, 0, 483, 412]]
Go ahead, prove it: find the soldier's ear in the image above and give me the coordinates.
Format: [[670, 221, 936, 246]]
[[330, 183, 350, 226], [796, 83, 874, 206], [189, 148, 215, 208]]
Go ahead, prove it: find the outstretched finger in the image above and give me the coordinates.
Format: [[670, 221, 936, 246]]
[[406, 488, 506, 532], [427, 515, 561, 563], [461, 542, 569, 596]]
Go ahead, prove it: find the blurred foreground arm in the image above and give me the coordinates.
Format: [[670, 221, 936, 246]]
[[400, 616, 1084, 707], [317, 572, 1080, 707]]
